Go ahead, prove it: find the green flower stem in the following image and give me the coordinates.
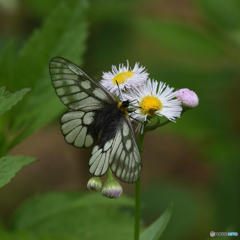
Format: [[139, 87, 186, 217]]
[[145, 109, 186, 132], [134, 130, 145, 240], [107, 168, 114, 180], [145, 119, 170, 132]]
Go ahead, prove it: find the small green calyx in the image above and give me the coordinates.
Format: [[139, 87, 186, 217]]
[[87, 176, 102, 191]]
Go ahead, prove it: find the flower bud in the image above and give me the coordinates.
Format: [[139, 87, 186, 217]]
[[101, 169, 123, 199], [101, 180, 123, 199], [87, 177, 102, 191], [176, 88, 199, 108]]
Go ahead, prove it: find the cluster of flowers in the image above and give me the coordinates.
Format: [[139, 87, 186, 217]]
[[87, 60, 199, 199]]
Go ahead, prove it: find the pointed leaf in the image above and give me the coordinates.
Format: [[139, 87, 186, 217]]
[[140, 204, 172, 240], [0, 0, 88, 154], [0, 155, 37, 188], [0, 87, 31, 116]]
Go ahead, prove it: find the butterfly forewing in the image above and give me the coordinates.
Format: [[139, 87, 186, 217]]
[[49, 57, 142, 183], [49, 57, 116, 111]]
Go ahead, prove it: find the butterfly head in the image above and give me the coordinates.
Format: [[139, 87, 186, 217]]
[[122, 100, 130, 108], [118, 100, 130, 115]]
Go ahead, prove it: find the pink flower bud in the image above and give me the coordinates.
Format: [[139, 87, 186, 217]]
[[101, 168, 123, 199], [176, 88, 199, 108], [101, 179, 123, 199]]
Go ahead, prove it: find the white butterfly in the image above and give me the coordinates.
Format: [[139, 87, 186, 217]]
[[49, 57, 141, 183]]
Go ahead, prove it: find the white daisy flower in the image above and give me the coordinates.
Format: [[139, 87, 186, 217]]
[[100, 60, 149, 95], [123, 79, 183, 132]]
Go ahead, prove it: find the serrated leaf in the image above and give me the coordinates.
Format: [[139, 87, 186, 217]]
[[10, 192, 135, 240], [0, 155, 37, 188], [140, 204, 172, 240], [0, 87, 31, 116], [0, 0, 88, 155], [13, 0, 88, 140]]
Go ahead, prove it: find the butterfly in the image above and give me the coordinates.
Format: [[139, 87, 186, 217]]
[[49, 57, 141, 183]]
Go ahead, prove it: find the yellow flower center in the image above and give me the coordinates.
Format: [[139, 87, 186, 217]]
[[112, 71, 134, 85], [139, 95, 163, 117]]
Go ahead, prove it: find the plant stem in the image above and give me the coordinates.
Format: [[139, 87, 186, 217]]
[[134, 130, 145, 240], [107, 168, 114, 180], [145, 109, 186, 132], [134, 177, 141, 240]]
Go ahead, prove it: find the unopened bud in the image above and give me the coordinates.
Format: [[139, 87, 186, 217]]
[[176, 88, 199, 108], [87, 177, 102, 191], [101, 169, 122, 199]]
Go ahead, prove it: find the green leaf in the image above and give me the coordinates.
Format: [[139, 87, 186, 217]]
[[0, 0, 88, 154], [10, 192, 135, 240], [141, 183, 215, 240], [0, 228, 33, 240], [21, 0, 59, 19], [0, 155, 37, 188], [140, 204, 172, 240], [0, 228, 80, 240], [0, 87, 31, 116]]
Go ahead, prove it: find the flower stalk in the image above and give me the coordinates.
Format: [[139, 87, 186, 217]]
[[134, 129, 145, 240]]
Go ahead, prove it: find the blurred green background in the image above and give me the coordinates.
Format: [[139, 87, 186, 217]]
[[0, 0, 239, 239]]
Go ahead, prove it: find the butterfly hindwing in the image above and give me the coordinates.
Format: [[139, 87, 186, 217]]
[[110, 116, 141, 183], [89, 115, 141, 183], [61, 110, 97, 148]]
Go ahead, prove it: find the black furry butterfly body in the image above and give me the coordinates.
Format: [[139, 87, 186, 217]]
[[49, 57, 141, 183]]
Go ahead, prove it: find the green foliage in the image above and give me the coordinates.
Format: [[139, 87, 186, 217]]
[[0, 156, 37, 188], [0, 228, 80, 240], [8, 192, 135, 240], [141, 183, 215, 240], [21, 0, 60, 19], [0, 87, 31, 116], [140, 205, 172, 240], [0, 228, 33, 240], [134, 18, 224, 62], [0, 0, 88, 155], [197, 0, 240, 29]]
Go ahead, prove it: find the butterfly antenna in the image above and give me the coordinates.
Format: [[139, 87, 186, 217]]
[[129, 99, 142, 109], [115, 80, 124, 101]]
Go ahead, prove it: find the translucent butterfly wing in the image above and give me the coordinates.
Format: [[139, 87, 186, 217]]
[[61, 110, 98, 148], [110, 116, 141, 182], [89, 115, 142, 183], [49, 57, 117, 111], [49, 57, 142, 183], [49, 57, 117, 149]]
